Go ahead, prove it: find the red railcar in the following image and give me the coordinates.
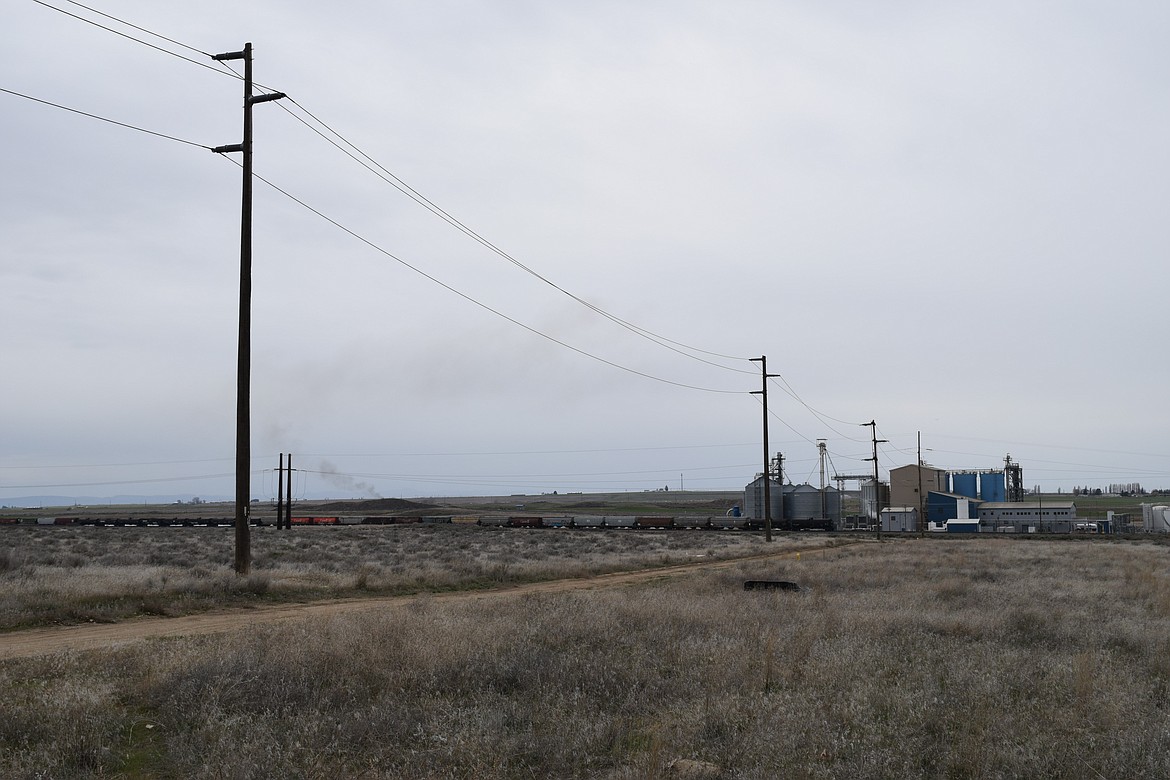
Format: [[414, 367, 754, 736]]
[[507, 516, 544, 528]]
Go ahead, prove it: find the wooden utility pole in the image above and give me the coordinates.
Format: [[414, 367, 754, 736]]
[[284, 453, 293, 529], [275, 453, 293, 530], [750, 356, 779, 542], [276, 453, 285, 529], [917, 432, 925, 535], [212, 43, 285, 574], [817, 439, 827, 522], [863, 420, 888, 538]]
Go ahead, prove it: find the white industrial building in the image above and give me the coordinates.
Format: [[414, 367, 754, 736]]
[[977, 501, 1077, 532]]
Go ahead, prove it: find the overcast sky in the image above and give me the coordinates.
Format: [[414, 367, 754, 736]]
[[2, 0, 1167, 505]]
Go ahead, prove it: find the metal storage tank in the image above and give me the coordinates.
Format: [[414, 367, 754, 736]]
[[785, 484, 820, 520], [859, 480, 889, 521], [743, 475, 783, 521], [951, 473, 978, 499], [979, 471, 1006, 503], [784, 484, 840, 521], [818, 485, 842, 521], [1152, 506, 1170, 533]]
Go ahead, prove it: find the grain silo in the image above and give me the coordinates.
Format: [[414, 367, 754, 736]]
[[743, 475, 783, 521], [785, 484, 840, 520]]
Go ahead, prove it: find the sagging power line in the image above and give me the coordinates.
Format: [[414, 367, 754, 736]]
[[32, 0, 756, 377], [16, 4, 881, 486], [0, 86, 211, 149]]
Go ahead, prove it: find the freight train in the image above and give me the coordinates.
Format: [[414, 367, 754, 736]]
[[0, 514, 835, 531]]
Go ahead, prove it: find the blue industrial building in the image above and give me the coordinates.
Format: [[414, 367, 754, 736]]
[[926, 492, 983, 526], [979, 471, 1006, 502]]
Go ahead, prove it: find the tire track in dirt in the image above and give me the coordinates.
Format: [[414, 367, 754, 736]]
[[0, 541, 859, 661]]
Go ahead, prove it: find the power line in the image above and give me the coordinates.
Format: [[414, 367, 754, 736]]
[[917, 432, 1170, 462], [3, 472, 237, 489], [754, 392, 818, 447], [1, 86, 211, 149], [0, 444, 757, 475], [297, 442, 757, 457], [31, 0, 752, 374], [274, 97, 755, 371], [228, 157, 745, 395], [25, 1, 841, 418], [308, 473, 747, 490], [302, 462, 755, 481], [768, 374, 867, 439], [54, 0, 210, 57], [30, 0, 231, 78], [0, 457, 233, 470]]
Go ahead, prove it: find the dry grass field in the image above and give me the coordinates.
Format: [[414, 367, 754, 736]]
[[2, 531, 1170, 778], [0, 525, 795, 631]]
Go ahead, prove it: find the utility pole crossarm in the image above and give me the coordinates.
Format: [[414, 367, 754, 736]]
[[250, 92, 287, 104]]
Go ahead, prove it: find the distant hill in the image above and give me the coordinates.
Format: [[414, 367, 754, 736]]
[[313, 497, 441, 513], [0, 495, 231, 510]]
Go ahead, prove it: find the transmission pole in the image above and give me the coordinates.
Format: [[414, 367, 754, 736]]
[[863, 420, 888, 538], [212, 43, 286, 574], [750, 356, 779, 542]]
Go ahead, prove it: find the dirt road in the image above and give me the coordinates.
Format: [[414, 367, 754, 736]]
[[0, 544, 837, 661]]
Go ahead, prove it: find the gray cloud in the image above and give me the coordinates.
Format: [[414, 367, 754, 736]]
[[2, 1, 1167, 502]]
